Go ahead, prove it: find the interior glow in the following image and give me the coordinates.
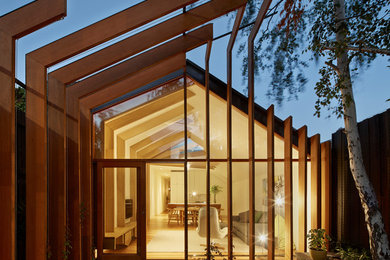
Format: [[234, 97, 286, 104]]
[[275, 196, 284, 206], [192, 191, 197, 196], [258, 234, 267, 243]]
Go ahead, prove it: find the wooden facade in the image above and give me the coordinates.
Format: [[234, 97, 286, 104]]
[[0, 1, 66, 259], [332, 109, 390, 249], [1, 1, 334, 259]]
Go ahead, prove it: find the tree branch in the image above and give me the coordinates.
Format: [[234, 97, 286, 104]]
[[346, 46, 390, 55], [323, 45, 390, 55], [325, 61, 341, 75]]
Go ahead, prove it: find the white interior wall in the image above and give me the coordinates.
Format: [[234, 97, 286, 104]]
[[149, 165, 171, 217], [107, 81, 303, 236]]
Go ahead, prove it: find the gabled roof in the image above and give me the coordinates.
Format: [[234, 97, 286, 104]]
[[186, 60, 299, 146]]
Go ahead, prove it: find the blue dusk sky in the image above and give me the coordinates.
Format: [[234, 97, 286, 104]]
[[1, 0, 389, 141]]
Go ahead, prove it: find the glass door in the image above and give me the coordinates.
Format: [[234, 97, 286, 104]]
[[95, 160, 146, 259]]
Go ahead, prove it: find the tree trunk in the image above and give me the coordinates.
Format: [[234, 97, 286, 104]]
[[334, 0, 390, 258]]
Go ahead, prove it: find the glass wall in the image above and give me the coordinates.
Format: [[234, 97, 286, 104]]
[[187, 162, 207, 259], [93, 78, 185, 160], [146, 163, 185, 259], [92, 75, 302, 259]]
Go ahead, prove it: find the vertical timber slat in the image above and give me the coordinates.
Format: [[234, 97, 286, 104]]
[[321, 141, 331, 237], [298, 126, 307, 252], [310, 134, 321, 229], [284, 117, 293, 259], [205, 40, 212, 259], [26, 57, 49, 259], [1, 2, 66, 259], [65, 27, 212, 259], [184, 70, 188, 259], [267, 106, 275, 260], [27, 2, 208, 258], [96, 162, 103, 259], [226, 7, 245, 258], [247, 2, 273, 258], [0, 29, 15, 260], [47, 75, 67, 259]]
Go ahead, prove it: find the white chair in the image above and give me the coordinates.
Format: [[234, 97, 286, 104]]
[[196, 206, 227, 239]]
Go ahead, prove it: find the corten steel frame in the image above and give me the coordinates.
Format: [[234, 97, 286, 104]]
[[64, 26, 213, 259], [81, 55, 187, 259], [80, 62, 331, 259], [267, 105, 276, 260], [26, 0, 244, 258], [27, 1, 200, 258], [0, 1, 66, 259], [56, 0, 244, 257], [226, 7, 246, 258], [247, 0, 273, 259], [25, 0, 199, 258], [47, 0, 245, 252], [21, 0, 334, 259], [284, 116, 293, 259], [86, 60, 332, 260], [205, 40, 212, 258], [184, 69, 189, 258], [186, 60, 332, 258]]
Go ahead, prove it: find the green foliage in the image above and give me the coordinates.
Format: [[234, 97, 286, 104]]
[[190, 242, 235, 260], [237, 0, 390, 116], [63, 224, 72, 259], [237, 0, 308, 105], [210, 185, 223, 195], [307, 228, 330, 251], [336, 243, 372, 260], [15, 86, 26, 112]]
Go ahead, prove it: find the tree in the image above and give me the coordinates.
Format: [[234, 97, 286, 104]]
[[236, 0, 390, 258]]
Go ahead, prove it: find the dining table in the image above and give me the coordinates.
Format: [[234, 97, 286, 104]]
[[167, 203, 222, 224]]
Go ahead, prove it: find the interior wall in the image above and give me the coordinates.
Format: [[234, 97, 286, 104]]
[[170, 170, 184, 203], [149, 165, 171, 217], [100, 78, 306, 249]]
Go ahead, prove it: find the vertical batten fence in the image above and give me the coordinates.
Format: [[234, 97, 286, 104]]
[[284, 117, 293, 259], [310, 134, 321, 229], [267, 106, 275, 260], [298, 126, 308, 252], [227, 7, 245, 258], [321, 141, 331, 239], [247, 1, 273, 258]]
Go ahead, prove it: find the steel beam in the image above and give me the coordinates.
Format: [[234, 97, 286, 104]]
[[25, 1, 197, 258], [226, 7, 245, 258], [247, 0, 273, 258], [0, 1, 66, 259]]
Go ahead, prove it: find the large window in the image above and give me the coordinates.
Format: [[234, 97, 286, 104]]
[[93, 76, 300, 259]]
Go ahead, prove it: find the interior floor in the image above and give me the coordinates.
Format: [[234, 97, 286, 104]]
[[104, 214, 289, 259]]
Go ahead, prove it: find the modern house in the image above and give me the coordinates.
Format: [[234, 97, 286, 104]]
[[2, 1, 365, 260], [87, 60, 332, 259]]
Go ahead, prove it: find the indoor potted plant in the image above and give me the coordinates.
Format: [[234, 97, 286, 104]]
[[210, 185, 222, 203], [307, 229, 330, 260]]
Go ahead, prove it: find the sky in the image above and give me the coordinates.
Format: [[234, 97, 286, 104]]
[[1, 0, 389, 142]]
